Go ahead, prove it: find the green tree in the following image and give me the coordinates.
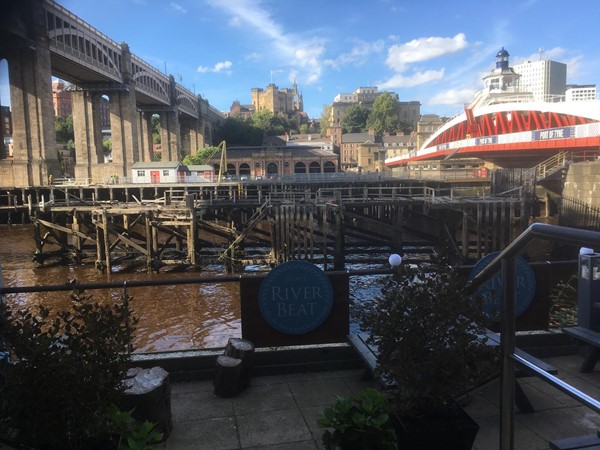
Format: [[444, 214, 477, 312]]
[[151, 114, 161, 144], [299, 124, 309, 134], [320, 104, 332, 136], [215, 116, 263, 146], [182, 146, 221, 165], [366, 92, 401, 135], [55, 115, 74, 143], [102, 138, 112, 154], [251, 109, 275, 134], [398, 120, 414, 135], [341, 104, 369, 134]]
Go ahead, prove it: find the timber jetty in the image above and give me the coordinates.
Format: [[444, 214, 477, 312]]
[[0, 174, 531, 273]]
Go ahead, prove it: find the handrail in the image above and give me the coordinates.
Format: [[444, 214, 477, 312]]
[[0, 267, 394, 295], [467, 222, 600, 450]]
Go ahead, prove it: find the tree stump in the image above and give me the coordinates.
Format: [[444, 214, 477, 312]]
[[224, 338, 255, 388], [214, 355, 243, 398], [120, 366, 172, 438]]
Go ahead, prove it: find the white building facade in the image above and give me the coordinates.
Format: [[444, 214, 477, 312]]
[[566, 84, 597, 102], [513, 59, 567, 101]]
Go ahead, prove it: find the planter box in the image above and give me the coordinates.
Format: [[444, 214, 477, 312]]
[[393, 401, 479, 450]]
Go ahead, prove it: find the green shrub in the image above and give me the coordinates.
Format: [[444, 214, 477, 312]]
[[360, 255, 498, 416], [549, 273, 578, 328], [318, 388, 396, 450], [0, 288, 137, 449], [106, 405, 164, 450]]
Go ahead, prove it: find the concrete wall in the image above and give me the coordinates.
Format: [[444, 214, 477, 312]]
[[563, 162, 600, 208]]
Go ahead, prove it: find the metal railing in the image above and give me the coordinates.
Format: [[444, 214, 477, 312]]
[[468, 223, 600, 450]]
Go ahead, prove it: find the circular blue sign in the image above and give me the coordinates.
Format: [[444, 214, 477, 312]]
[[468, 252, 536, 320], [259, 260, 334, 335]]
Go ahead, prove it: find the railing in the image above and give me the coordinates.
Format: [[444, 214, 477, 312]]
[[468, 223, 600, 450], [559, 196, 600, 230]]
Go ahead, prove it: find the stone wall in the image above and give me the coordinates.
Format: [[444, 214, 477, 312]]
[[563, 161, 600, 208]]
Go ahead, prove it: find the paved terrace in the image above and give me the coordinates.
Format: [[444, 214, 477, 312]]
[[146, 353, 600, 450]]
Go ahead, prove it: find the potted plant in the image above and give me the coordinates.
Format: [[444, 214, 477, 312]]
[[317, 387, 396, 450], [359, 254, 498, 450]]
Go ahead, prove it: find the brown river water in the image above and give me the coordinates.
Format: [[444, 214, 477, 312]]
[[0, 225, 243, 352], [0, 225, 389, 353]]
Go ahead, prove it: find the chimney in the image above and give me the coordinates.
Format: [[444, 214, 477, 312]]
[[396, 131, 404, 136], [368, 127, 375, 135]]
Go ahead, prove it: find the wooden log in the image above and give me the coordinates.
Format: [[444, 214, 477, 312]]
[[120, 366, 172, 438], [224, 338, 255, 388], [214, 355, 243, 398]]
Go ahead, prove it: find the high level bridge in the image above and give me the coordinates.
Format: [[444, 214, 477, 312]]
[[0, 0, 225, 188]]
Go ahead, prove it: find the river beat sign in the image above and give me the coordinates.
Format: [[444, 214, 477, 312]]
[[258, 260, 334, 335], [239, 261, 349, 347]]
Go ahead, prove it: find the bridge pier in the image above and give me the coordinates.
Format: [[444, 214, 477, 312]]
[[72, 90, 104, 180], [1, 0, 61, 187]]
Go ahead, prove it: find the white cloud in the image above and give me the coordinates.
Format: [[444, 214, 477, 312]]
[[228, 16, 241, 27], [386, 33, 468, 73], [169, 2, 186, 14], [245, 52, 262, 62], [206, 0, 325, 84], [197, 61, 233, 75], [325, 39, 385, 69], [512, 47, 567, 65], [379, 69, 445, 89], [428, 88, 476, 106]]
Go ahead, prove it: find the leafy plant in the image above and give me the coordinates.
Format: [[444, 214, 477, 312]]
[[0, 288, 137, 449], [106, 405, 164, 450], [549, 273, 578, 328], [360, 255, 498, 417], [318, 388, 396, 450]]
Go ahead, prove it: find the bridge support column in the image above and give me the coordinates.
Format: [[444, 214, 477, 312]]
[[72, 90, 104, 180], [180, 117, 203, 158], [2, 17, 60, 187], [110, 90, 139, 179], [137, 111, 154, 162], [160, 111, 180, 162], [160, 75, 180, 162], [109, 43, 139, 180]]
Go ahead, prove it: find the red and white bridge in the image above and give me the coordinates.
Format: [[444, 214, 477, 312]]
[[386, 98, 600, 168]]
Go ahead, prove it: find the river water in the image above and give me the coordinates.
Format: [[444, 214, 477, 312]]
[[0, 225, 390, 353]]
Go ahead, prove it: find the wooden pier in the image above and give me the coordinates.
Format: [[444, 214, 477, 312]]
[[0, 179, 532, 272]]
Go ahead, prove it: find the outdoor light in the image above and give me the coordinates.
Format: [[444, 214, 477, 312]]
[[389, 253, 402, 267]]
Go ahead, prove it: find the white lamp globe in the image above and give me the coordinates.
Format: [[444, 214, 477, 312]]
[[580, 247, 595, 255], [389, 254, 402, 267]]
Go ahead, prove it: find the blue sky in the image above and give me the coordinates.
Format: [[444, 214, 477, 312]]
[[2, 0, 599, 119]]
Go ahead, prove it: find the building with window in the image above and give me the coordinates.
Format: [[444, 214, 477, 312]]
[[251, 81, 303, 117], [566, 84, 597, 102], [513, 59, 567, 101], [340, 131, 376, 170], [130, 161, 188, 183], [329, 86, 421, 129]]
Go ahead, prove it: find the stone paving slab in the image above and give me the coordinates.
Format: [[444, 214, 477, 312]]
[[161, 354, 600, 449]]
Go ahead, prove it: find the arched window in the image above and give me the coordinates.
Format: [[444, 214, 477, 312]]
[[324, 161, 336, 173], [266, 162, 279, 178], [294, 162, 306, 173], [309, 162, 321, 173], [239, 163, 251, 176]]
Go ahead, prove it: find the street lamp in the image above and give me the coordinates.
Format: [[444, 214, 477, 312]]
[[388, 253, 402, 268]]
